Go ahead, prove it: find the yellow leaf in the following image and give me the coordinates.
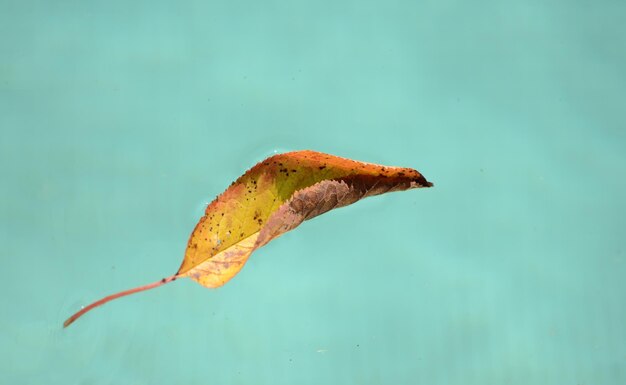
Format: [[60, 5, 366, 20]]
[[63, 150, 432, 327]]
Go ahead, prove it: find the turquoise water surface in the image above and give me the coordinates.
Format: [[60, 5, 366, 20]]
[[1, 0, 625, 384]]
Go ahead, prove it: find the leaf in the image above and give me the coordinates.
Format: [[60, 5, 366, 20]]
[[63, 150, 432, 327]]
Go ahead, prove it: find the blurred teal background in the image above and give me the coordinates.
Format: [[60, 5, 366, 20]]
[[1, 0, 625, 384]]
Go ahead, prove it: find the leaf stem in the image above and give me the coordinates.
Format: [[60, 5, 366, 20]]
[[63, 275, 179, 328]]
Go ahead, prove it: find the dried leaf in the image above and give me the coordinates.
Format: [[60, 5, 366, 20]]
[[64, 150, 432, 327]]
